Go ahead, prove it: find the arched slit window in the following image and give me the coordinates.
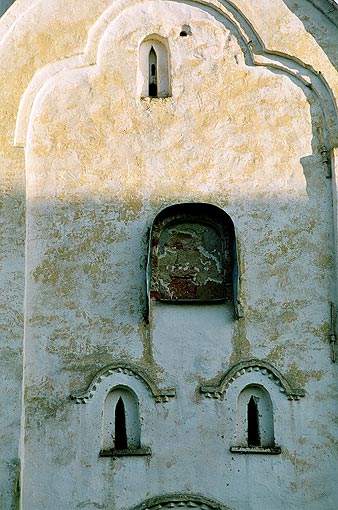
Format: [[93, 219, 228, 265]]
[[101, 386, 150, 456], [147, 203, 238, 308], [247, 396, 260, 446], [139, 35, 170, 98], [231, 384, 280, 453], [115, 397, 128, 450], [149, 47, 158, 97]]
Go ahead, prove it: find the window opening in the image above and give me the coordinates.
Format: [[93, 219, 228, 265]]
[[247, 395, 260, 446], [101, 386, 151, 457], [115, 397, 128, 449], [231, 384, 280, 453], [149, 47, 158, 97], [139, 36, 170, 98]]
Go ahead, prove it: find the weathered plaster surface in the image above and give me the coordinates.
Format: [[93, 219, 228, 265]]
[[0, 0, 337, 509]]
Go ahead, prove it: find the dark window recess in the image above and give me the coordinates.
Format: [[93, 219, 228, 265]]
[[148, 47, 158, 97], [115, 397, 128, 450], [248, 396, 260, 447], [150, 204, 236, 302]]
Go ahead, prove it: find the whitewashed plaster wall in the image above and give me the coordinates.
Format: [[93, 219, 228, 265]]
[[0, 1, 337, 509]]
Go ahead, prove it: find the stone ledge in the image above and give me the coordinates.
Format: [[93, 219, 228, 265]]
[[230, 446, 281, 454], [99, 447, 152, 457]]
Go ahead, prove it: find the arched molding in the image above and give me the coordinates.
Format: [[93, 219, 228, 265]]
[[14, 56, 84, 147], [129, 493, 231, 510], [70, 361, 176, 404], [200, 359, 305, 400], [13, 0, 338, 149], [2, 0, 337, 41], [83, 0, 337, 145]]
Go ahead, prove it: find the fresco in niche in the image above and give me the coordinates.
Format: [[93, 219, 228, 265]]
[[152, 221, 232, 301]]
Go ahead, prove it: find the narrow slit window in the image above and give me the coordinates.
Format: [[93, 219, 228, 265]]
[[247, 395, 260, 446], [102, 386, 143, 455], [234, 384, 277, 452], [115, 397, 128, 449], [149, 47, 158, 97], [139, 36, 170, 98]]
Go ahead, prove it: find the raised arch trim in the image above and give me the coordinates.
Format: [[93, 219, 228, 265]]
[[71, 361, 176, 404], [129, 493, 231, 510], [12, 0, 338, 149], [200, 359, 305, 400]]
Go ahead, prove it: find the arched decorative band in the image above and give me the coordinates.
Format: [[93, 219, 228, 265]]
[[13, 1, 338, 150], [129, 493, 231, 510], [70, 362, 176, 404], [200, 359, 305, 400]]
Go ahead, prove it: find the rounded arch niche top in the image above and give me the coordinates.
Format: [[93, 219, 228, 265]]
[[13, 0, 338, 154], [147, 203, 237, 304]]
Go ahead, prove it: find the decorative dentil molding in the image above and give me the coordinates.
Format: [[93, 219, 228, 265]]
[[129, 493, 231, 510], [71, 361, 176, 404], [200, 359, 305, 401]]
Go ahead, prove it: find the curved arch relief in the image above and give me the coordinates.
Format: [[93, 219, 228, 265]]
[[83, 0, 337, 142], [200, 359, 305, 400], [13, 0, 338, 150], [70, 362, 176, 404], [129, 493, 232, 510], [14, 55, 84, 147]]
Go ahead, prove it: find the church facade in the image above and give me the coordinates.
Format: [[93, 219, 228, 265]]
[[0, 0, 338, 509]]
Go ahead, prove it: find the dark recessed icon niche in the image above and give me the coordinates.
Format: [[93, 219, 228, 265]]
[[149, 203, 237, 303]]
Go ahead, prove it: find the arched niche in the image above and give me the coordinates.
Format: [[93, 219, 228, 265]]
[[138, 34, 170, 98], [102, 385, 145, 454], [147, 203, 238, 315], [71, 363, 175, 457], [200, 359, 305, 454], [234, 384, 276, 450]]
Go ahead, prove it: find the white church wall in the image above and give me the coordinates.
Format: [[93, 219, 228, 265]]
[[0, 0, 337, 509]]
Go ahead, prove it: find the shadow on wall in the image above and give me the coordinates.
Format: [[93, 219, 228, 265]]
[[22, 190, 334, 378], [283, 0, 338, 70]]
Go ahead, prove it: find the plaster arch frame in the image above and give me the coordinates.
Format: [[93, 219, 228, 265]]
[[13, 0, 338, 149], [199, 359, 306, 400], [70, 361, 176, 404]]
